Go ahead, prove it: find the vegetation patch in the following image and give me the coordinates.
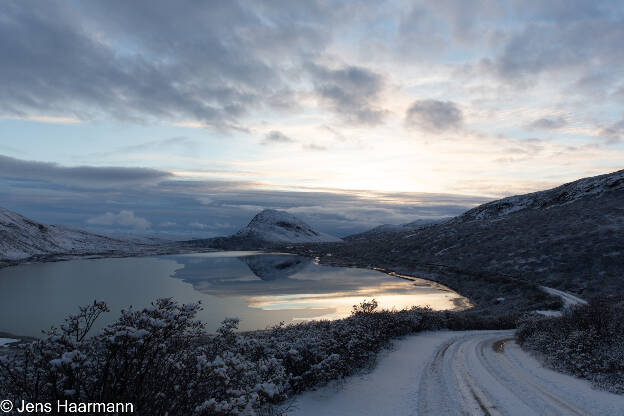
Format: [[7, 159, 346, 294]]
[[516, 297, 624, 394], [1, 298, 516, 415]]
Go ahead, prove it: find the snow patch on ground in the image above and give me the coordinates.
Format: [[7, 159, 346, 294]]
[[535, 310, 563, 317], [540, 286, 588, 308], [0, 338, 18, 347]]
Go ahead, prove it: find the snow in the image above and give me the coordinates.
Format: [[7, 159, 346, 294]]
[[235, 209, 342, 243], [459, 169, 624, 223], [0, 338, 18, 347], [540, 286, 588, 308], [288, 330, 624, 415], [0, 206, 174, 263], [535, 310, 563, 317]]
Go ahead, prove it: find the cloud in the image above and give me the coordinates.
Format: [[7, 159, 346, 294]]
[[599, 117, 624, 143], [405, 100, 463, 132], [189, 222, 208, 230], [0, 154, 173, 188], [489, 3, 624, 85], [303, 143, 327, 151], [0, 155, 489, 237], [0, 0, 337, 129], [307, 63, 388, 125], [527, 116, 567, 130], [262, 130, 295, 145], [87, 210, 150, 230], [111, 137, 199, 156]]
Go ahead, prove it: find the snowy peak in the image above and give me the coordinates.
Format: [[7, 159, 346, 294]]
[[235, 209, 342, 243], [458, 169, 624, 222]]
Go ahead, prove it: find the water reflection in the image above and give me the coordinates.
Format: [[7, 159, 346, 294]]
[[169, 252, 464, 320], [0, 252, 467, 337]]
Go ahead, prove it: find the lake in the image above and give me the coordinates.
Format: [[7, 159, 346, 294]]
[[0, 251, 467, 337]]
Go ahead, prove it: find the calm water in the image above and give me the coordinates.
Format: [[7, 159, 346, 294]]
[[0, 251, 466, 337]]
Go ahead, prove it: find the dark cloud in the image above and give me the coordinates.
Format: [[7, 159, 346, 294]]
[[0, 154, 172, 188], [262, 130, 295, 145], [405, 99, 463, 132], [527, 117, 567, 130], [2, 0, 621, 132], [0, 155, 486, 238], [490, 3, 624, 84], [0, 0, 339, 129], [307, 63, 387, 125]]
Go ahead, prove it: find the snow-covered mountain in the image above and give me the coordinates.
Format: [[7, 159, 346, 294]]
[[0, 207, 166, 263], [457, 169, 624, 223], [292, 169, 624, 299], [234, 209, 342, 243]]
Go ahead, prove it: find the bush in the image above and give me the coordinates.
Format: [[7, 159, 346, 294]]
[[516, 297, 624, 393], [0, 299, 206, 415], [1, 298, 521, 415]]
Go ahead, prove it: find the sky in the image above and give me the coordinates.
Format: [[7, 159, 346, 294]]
[[1, 0, 623, 237]]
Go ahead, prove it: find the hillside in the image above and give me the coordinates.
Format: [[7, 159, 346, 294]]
[[345, 218, 448, 241], [0, 207, 172, 265], [285, 169, 624, 300]]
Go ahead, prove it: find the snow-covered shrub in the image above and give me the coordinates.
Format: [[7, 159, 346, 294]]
[[1, 297, 516, 415], [516, 296, 624, 394], [0, 299, 207, 415]]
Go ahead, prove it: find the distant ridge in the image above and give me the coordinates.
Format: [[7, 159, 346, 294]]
[[0, 207, 170, 264]]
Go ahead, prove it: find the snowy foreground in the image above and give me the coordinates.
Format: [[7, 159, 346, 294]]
[[289, 330, 624, 416]]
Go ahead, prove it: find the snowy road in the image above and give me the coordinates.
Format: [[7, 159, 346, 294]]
[[540, 286, 588, 308], [289, 330, 624, 416]]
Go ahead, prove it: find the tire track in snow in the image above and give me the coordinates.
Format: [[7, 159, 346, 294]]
[[290, 330, 624, 416]]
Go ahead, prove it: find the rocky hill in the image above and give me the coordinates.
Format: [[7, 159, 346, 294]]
[[194, 209, 342, 249], [235, 209, 342, 243]]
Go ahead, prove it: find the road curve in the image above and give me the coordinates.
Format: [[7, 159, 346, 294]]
[[289, 330, 624, 416]]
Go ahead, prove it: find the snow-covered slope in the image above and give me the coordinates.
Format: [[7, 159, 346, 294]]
[[292, 169, 624, 299], [458, 169, 624, 222], [234, 209, 342, 243], [0, 207, 163, 262]]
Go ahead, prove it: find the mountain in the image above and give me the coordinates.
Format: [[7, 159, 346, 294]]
[[188, 209, 342, 250], [0, 207, 169, 264], [288, 169, 624, 299], [345, 218, 449, 241], [455, 169, 624, 223], [234, 209, 342, 243]]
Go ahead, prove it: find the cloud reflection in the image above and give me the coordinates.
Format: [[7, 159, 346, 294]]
[[168, 252, 465, 319]]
